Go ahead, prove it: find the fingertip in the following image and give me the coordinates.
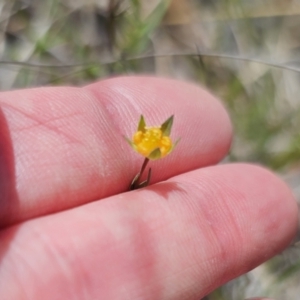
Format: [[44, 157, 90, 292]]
[[204, 163, 298, 256], [241, 163, 298, 250]]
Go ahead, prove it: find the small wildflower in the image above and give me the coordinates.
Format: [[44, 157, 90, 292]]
[[126, 115, 178, 160], [126, 115, 180, 190]]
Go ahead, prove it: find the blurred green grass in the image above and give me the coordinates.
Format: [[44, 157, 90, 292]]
[[1, 0, 300, 299]]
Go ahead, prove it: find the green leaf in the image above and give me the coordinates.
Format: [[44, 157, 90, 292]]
[[138, 115, 146, 132], [148, 148, 161, 160], [161, 115, 174, 136], [123, 0, 171, 55]]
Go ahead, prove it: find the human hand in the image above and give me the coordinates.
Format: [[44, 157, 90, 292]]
[[0, 77, 297, 299]]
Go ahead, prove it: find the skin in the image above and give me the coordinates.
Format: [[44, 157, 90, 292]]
[[0, 76, 297, 300]]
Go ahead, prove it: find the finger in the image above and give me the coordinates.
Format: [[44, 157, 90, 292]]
[[0, 76, 231, 226], [0, 164, 297, 299]]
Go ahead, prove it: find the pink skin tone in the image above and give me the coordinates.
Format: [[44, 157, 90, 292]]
[[0, 77, 297, 299]]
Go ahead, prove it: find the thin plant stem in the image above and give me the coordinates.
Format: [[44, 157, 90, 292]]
[[139, 157, 149, 178], [130, 158, 150, 190]]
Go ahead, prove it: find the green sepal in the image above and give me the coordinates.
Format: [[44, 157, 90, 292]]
[[167, 137, 181, 155], [161, 115, 174, 136], [174, 137, 181, 148], [148, 148, 162, 160], [138, 115, 146, 132], [124, 136, 137, 150]]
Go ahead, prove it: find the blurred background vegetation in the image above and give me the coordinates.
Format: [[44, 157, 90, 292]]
[[1, 0, 300, 299]]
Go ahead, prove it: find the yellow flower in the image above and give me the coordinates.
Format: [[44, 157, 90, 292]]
[[126, 115, 179, 160]]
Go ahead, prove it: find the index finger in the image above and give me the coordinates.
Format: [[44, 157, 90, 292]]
[[0, 76, 232, 226]]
